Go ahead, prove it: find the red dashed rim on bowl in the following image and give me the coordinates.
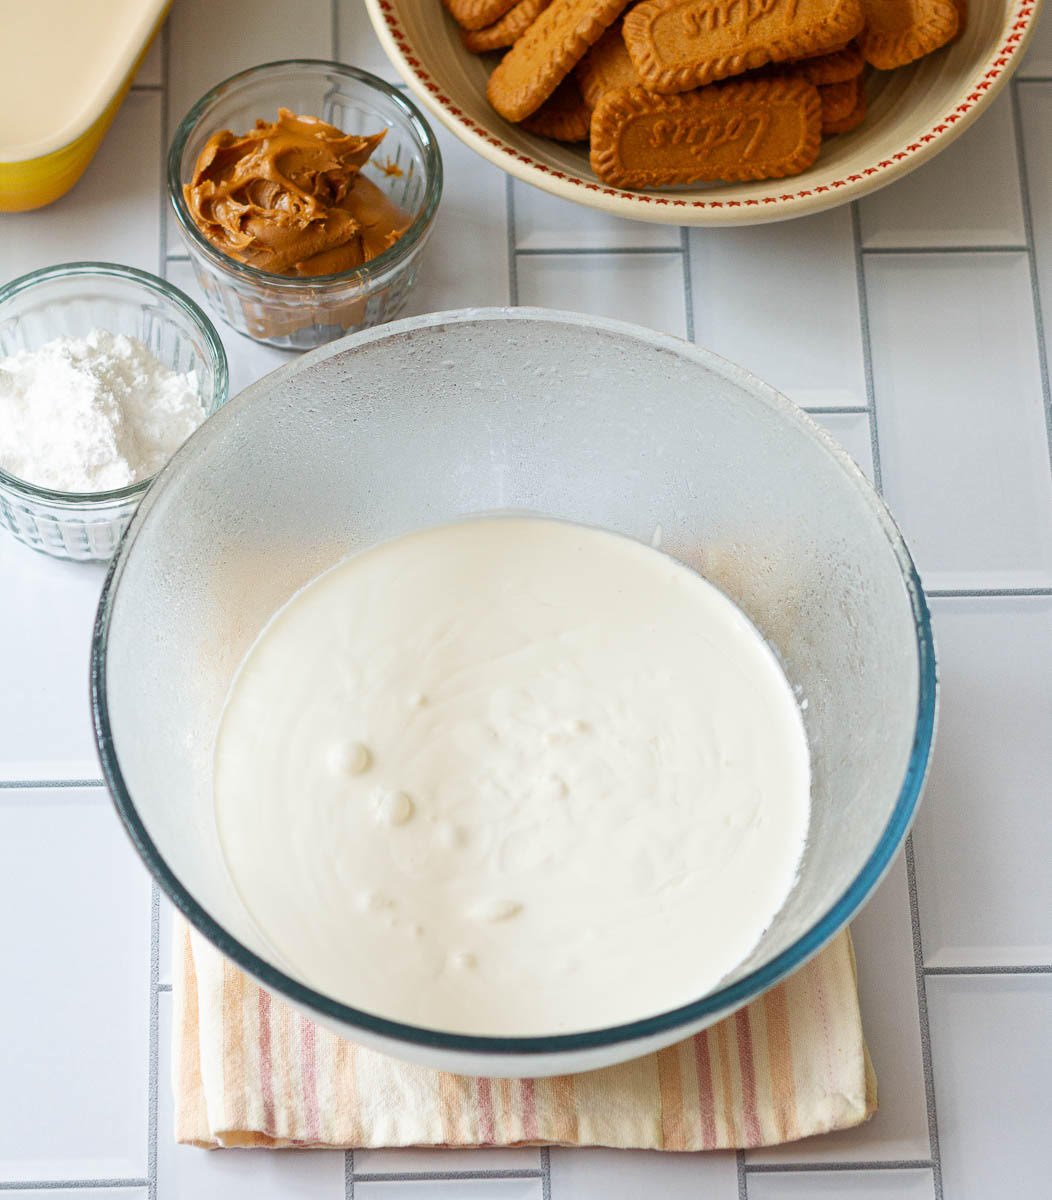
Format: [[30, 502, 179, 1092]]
[[365, 0, 1041, 225]]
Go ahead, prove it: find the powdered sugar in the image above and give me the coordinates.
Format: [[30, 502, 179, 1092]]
[[0, 328, 206, 492]]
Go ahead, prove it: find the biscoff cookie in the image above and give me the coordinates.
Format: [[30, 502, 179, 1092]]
[[795, 39, 864, 84], [858, 0, 959, 69], [590, 77, 822, 187], [822, 75, 866, 131], [463, 0, 552, 52], [818, 76, 859, 127], [623, 0, 866, 92], [444, 0, 519, 31], [576, 22, 640, 106], [522, 76, 593, 138], [951, 0, 967, 40], [487, 0, 632, 122]]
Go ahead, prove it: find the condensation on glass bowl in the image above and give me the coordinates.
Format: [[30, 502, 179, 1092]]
[[92, 308, 937, 1077], [365, 0, 1039, 224]]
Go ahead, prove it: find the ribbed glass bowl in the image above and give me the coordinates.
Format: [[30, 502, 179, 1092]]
[[0, 262, 228, 562], [168, 60, 443, 350], [92, 308, 937, 1077]]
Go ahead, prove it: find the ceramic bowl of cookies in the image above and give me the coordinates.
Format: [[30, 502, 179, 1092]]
[[364, 0, 1041, 224]]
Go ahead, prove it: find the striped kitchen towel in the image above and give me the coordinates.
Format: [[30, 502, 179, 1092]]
[[174, 919, 876, 1150]]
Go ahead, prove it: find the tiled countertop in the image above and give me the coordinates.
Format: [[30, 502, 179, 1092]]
[[1, 3, 1050, 1199]]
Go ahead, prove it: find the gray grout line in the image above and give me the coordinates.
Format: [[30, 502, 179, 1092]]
[[147, 885, 160, 1200], [131, 83, 164, 93], [680, 226, 695, 342], [0, 1182, 150, 1191], [332, 0, 340, 59], [352, 1170, 544, 1182], [540, 1146, 552, 1200], [1017, 74, 1052, 83], [927, 586, 1052, 597], [344, 1149, 354, 1200], [737, 1149, 748, 1200], [925, 963, 1052, 975], [744, 1160, 934, 1173], [1010, 77, 1052, 484], [904, 836, 944, 1200], [514, 245, 684, 256], [861, 244, 1029, 255], [506, 175, 519, 306], [803, 405, 871, 415], [850, 202, 883, 494], [0, 778, 103, 790], [157, 982, 173, 992]]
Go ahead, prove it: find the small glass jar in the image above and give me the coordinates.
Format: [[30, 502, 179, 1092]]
[[167, 60, 443, 350], [0, 262, 228, 561]]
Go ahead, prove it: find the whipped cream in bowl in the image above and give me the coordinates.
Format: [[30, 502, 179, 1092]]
[[214, 515, 811, 1037]]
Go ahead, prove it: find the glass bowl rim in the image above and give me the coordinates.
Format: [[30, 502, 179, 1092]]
[[0, 261, 229, 507], [167, 59, 444, 291], [91, 306, 938, 1058]]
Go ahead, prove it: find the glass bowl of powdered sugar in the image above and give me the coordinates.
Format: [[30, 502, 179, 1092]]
[[0, 262, 228, 560]]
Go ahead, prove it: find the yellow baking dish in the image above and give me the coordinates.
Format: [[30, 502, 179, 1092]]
[[0, 0, 169, 213]]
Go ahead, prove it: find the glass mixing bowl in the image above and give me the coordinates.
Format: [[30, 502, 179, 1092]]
[[92, 309, 937, 1076]]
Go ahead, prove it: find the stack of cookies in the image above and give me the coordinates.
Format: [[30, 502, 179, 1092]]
[[442, 0, 966, 188]]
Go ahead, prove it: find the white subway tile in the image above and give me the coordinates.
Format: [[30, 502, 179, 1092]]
[[134, 26, 164, 87], [550, 1147, 738, 1199], [865, 252, 1052, 590], [688, 207, 867, 408], [515, 252, 688, 338], [0, 787, 151, 1181], [913, 597, 1052, 967], [1017, 81, 1052, 370], [356, 1183, 541, 1200], [158, 894, 175, 987], [0, 535, 106, 781], [166, 1, 332, 139], [0, 1193, 147, 1200], [859, 93, 1025, 248], [402, 124, 511, 315], [747, 1169, 934, 1199], [156, 993, 344, 1200], [0, 92, 162, 278], [812, 411, 876, 481], [355, 1148, 540, 1173], [749, 854, 930, 1164], [336, 0, 404, 83], [513, 182, 681, 251], [927, 974, 1052, 1200]]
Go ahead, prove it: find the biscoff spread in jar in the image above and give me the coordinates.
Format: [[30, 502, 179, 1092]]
[[184, 109, 411, 277]]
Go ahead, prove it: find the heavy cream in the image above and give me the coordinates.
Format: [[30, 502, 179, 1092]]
[[214, 516, 810, 1036]]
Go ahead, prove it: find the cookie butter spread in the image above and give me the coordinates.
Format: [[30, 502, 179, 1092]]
[[214, 516, 811, 1036], [184, 109, 411, 276]]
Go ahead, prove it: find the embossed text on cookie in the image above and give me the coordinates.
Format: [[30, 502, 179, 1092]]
[[647, 113, 772, 158], [682, 0, 798, 37]]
